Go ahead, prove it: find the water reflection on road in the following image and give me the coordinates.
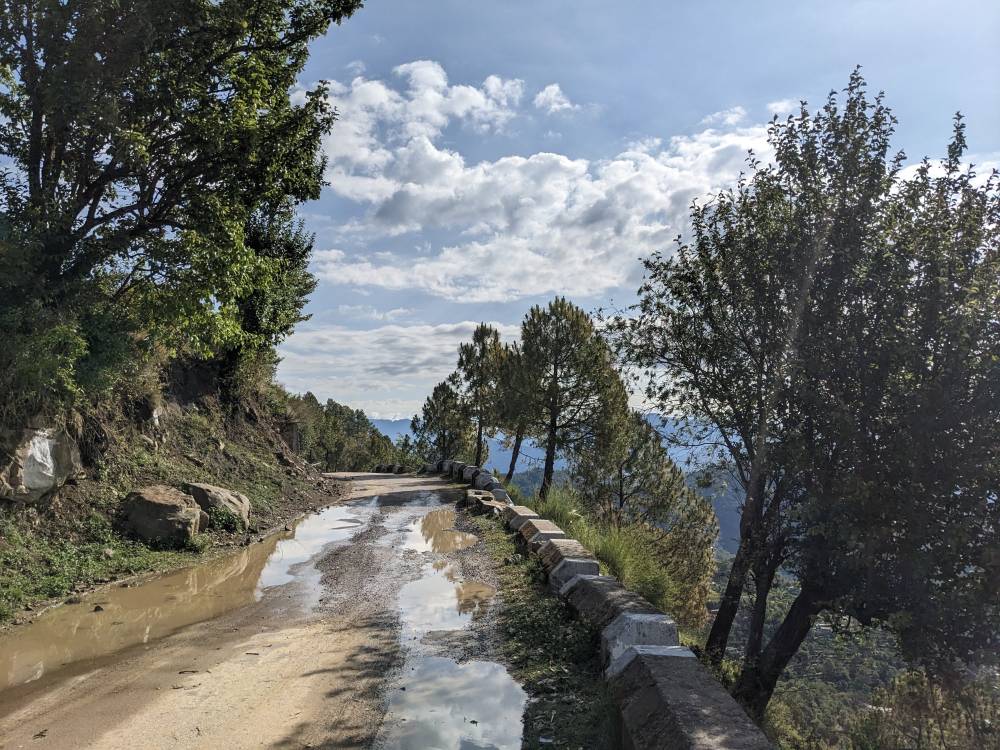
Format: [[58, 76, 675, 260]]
[[0, 504, 368, 691], [380, 502, 526, 749]]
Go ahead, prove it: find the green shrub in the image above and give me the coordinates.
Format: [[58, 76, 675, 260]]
[[206, 506, 245, 533], [535, 485, 700, 629]]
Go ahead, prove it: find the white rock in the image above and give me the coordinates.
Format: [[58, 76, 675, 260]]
[[0, 426, 81, 504]]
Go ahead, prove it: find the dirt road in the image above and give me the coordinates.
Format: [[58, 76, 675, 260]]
[[0, 473, 525, 749]]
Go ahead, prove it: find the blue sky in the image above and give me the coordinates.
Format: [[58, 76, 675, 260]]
[[276, 0, 1000, 418]]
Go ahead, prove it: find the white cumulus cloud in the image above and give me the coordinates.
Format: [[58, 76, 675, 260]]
[[701, 106, 747, 126], [335, 304, 414, 321], [767, 98, 799, 116], [278, 321, 520, 418], [316, 62, 769, 302], [533, 83, 579, 114]]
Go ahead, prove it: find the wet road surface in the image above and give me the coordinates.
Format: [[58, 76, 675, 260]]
[[0, 473, 525, 750]]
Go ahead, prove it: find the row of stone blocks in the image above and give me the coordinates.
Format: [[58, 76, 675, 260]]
[[372, 463, 406, 474], [500, 504, 774, 750], [426, 459, 514, 505]]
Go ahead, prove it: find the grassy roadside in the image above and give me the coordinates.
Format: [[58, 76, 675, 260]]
[[469, 514, 620, 750], [0, 512, 201, 623], [526, 486, 712, 643], [0, 402, 336, 626]]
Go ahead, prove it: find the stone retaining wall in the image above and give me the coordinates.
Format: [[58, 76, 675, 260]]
[[409, 461, 773, 750]]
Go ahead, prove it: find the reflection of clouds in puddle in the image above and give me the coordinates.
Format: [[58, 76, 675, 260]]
[[404, 509, 478, 553], [398, 564, 495, 637], [257, 505, 367, 590], [380, 657, 525, 750], [385, 502, 524, 749]]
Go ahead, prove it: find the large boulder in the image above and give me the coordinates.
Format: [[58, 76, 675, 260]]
[[182, 482, 251, 529], [122, 485, 206, 547], [1, 426, 82, 504]]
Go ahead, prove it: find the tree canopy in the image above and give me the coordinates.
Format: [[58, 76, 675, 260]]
[[616, 71, 1000, 718], [0, 0, 361, 427], [410, 373, 476, 463], [519, 297, 626, 499]]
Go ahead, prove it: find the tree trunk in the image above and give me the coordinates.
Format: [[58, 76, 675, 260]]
[[504, 425, 524, 484], [705, 472, 767, 666], [615, 466, 626, 528], [743, 555, 780, 666], [707, 226, 830, 668], [732, 587, 822, 721], [705, 539, 754, 665], [539, 419, 558, 500], [474, 417, 484, 466]]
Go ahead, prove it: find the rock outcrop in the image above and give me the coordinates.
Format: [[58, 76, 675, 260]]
[[121, 485, 207, 547], [0, 425, 82, 504], [182, 482, 251, 528]]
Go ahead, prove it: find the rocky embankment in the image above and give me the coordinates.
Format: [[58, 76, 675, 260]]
[[0, 401, 342, 625]]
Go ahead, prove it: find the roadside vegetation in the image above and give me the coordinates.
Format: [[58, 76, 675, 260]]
[[0, 398, 342, 624], [470, 514, 619, 749], [528, 485, 713, 636]]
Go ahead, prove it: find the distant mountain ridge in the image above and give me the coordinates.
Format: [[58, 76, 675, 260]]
[[369, 418, 411, 444], [369, 419, 565, 474]]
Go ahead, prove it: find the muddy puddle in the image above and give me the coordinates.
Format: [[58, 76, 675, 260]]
[[398, 562, 496, 637], [403, 508, 479, 553], [0, 503, 368, 692], [381, 509, 526, 749]]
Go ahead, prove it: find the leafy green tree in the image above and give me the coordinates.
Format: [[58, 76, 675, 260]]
[[0, 0, 361, 427], [218, 200, 318, 402], [846, 669, 1000, 750], [393, 433, 422, 470], [726, 121, 1000, 723], [286, 394, 396, 472], [496, 343, 537, 482], [618, 72, 1000, 719], [456, 323, 502, 467], [574, 410, 694, 528], [731, 119, 1000, 718], [617, 73, 898, 675], [410, 373, 475, 462], [520, 297, 625, 499]]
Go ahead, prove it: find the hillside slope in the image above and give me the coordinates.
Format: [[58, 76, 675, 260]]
[[0, 398, 342, 625]]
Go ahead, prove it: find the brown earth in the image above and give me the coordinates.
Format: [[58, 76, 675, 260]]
[[0, 473, 504, 750]]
